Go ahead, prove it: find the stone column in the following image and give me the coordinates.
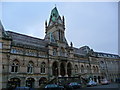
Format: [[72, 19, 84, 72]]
[[34, 78, 39, 88], [48, 60, 53, 80], [96, 78, 99, 83], [64, 64, 68, 77], [58, 63, 61, 77], [21, 77, 26, 87], [71, 68, 74, 77]]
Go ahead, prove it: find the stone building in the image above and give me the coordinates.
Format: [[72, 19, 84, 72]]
[[0, 7, 119, 89]]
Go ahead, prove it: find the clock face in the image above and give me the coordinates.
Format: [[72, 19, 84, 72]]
[[51, 11, 59, 22], [52, 16, 56, 22]]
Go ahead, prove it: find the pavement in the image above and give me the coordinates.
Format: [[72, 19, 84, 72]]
[[72, 83, 119, 90], [86, 83, 120, 88]]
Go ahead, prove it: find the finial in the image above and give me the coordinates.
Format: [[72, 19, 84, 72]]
[[45, 20, 47, 34], [62, 16, 65, 22], [45, 20, 47, 27], [70, 42, 73, 47], [62, 16, 65, 29], [55, 4, 57, 7]]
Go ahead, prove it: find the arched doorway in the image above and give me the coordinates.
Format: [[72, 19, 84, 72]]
[[94, 76, 97, 82], [60, 62, 65, 76], [67, 62, 72, 77], [26, 78, 35, 88], [98, 76, 101, 83], [52, 61, 58, 76], [8, 78, 20, 88], [39, 77, 47, 86]]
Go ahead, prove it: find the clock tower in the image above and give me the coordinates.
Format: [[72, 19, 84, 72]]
[[44, 7, 68, 45]]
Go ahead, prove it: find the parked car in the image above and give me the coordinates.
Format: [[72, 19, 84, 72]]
[[87, 80, 97, 87], [14, 86, 34, 90], [65, 82, 81, 89], [44, 84, 64, 89], [116, 78, 120, 83], [101, 79, 110, 85]]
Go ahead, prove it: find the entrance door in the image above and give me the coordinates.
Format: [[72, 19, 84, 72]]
[[8, 78, 20, 88], [26, 78, 35, 88]]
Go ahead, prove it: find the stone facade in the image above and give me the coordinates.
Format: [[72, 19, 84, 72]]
[[0, 7, 119, 89]]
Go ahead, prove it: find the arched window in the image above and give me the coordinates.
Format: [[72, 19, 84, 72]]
[[87, 65, 90, 73], [93, 66, 96, 73], [81, 65, 84, 73], [60, 47, 65, 56], [52, 61, 58, 76], [41, 62, 46, 73], [96, 66, 99, 73], [75, 65, 78, 74], [67, 62, 72, 77], [11, 60, 19, 72], [27, 61, 34, 73]]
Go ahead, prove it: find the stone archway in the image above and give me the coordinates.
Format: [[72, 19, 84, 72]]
[[26, 78, 35, 88], [60, 62, 65, 76], [98, 76, 101, 83], [94, 76, 97, 82], [67, 62, 72, 77], [39, 77, 47, 86], [8, 78, 20, 88], [52, 61, 58, 76]]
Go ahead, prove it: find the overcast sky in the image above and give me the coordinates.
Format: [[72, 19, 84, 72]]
[[1, 2, 118, 54]]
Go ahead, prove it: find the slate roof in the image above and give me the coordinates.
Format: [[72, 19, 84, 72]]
[[95, 52, 119, 58], [0, 21, 11, 39], [0, 20, 3, 31], [7, 31, 48, 48], [73, 47, 86, 56]]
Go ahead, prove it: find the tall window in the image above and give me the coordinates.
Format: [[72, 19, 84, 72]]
[[11, 60, 19, 72], [41, 62, 46, 74], [93, 66, 96, 73], [81, 65, 84, 73], [53, 48, 57, 56], [75, 65, 78, 74], [60, 48, 65, 56], [87, 65, 90, 73], [96, 66, 99, 73], [59, 30, 64, 41], [27, 61, 33, 73]]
